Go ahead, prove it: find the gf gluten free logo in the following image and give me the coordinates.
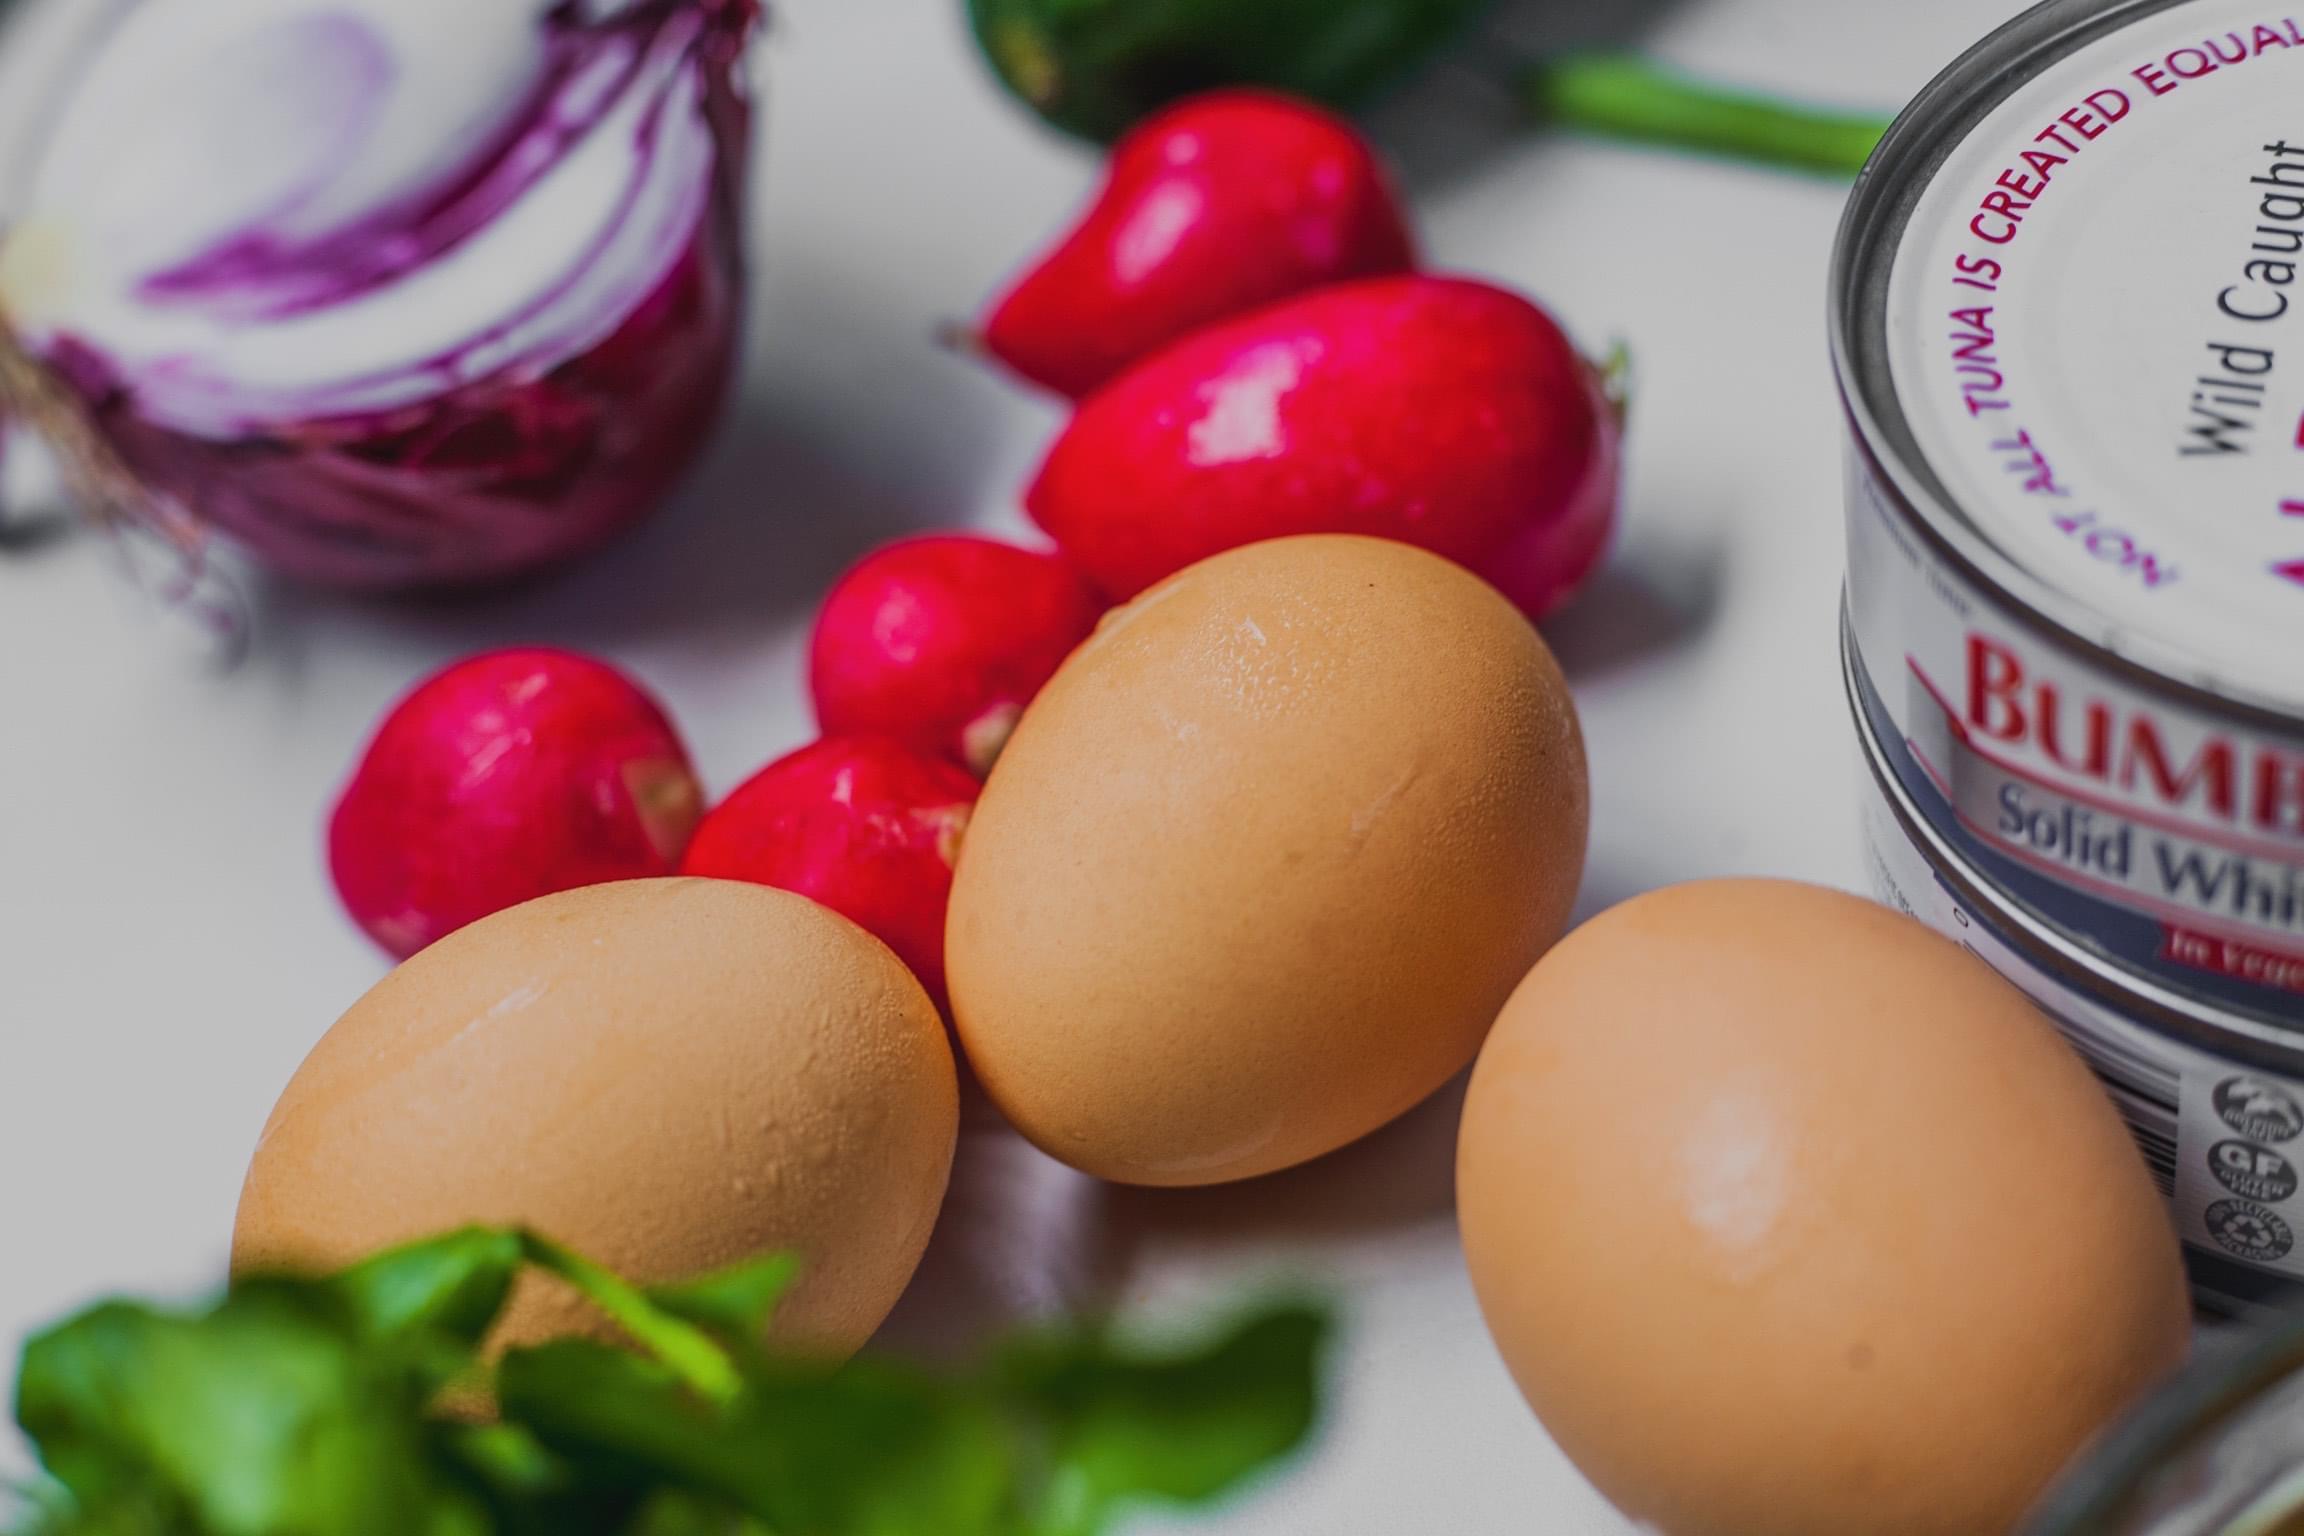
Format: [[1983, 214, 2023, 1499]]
[[2209, 1139, 2300, 1203]]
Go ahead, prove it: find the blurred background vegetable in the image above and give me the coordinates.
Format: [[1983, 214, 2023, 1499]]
[[5, 1229, 1331, 1536], [969, 0, 1496, 143], [0, 0, 759, 591], [1520, 54, 1896, 178], [967, 0, 1894, 177]]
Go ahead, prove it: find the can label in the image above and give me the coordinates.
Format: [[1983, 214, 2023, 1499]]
[[1849, 451, 2304, 1020], [1864, 773, 2304, 1311], [1884, 0, 2304, 696]]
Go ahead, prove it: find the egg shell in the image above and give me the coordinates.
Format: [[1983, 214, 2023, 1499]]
[[948, 534, 1589, 1186], [235, 878, 958, 1355], [1457, 879, 2192, 1536]]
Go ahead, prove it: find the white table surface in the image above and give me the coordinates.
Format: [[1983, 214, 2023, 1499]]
[[0, 0, 2034, 1529]]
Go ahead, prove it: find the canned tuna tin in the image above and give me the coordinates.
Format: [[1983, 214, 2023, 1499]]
[[1856, 626, 2304, 1314], [1834, 0, 2304, 1028]]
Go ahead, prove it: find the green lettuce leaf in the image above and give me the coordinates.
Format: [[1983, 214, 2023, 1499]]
[[1000, 1303, 1331, 1536], [11, 1229, 1329, 1536], [15, 1285, 489, 1536], [327, 1229, 524, 1353], [641, 1256, 802, 1353]]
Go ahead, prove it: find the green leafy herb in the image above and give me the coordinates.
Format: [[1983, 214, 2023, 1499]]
[[999, 1307, 1328, 1536], [9, 1230, 1329, 1536]]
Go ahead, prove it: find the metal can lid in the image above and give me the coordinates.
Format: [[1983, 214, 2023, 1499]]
[[1836, 0, 2304, 719]]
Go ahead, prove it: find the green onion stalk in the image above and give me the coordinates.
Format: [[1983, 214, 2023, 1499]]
[[965, 0, 1898, 179], [1525, 53, 1893, 179]]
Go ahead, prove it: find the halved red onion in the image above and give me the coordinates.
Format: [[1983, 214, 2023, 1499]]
[[0, 0, 759, 590]]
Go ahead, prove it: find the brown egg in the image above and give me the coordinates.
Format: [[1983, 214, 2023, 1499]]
[[235, 878, 957, 1355], [948, 534, 1588, 1186], [1457, 880, 2192, 1536]]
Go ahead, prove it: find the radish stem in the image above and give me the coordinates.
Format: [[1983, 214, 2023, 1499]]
[[1523, 54, 1892, 179]]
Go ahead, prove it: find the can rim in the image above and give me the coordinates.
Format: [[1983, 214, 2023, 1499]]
[[1828, 0, 2304, 727], [2023, 1318, 2304, 1534], [1845, 614, 2304, 1065]]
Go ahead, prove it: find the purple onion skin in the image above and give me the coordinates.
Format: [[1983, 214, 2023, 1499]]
[[43, 4, 758, 593], [79, 214, 743, 590]]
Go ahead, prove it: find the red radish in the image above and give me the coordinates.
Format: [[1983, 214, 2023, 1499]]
[[329, 649, 702, 959], [681, 738, 980, 1007], [1026, 274, 1622, 621], [981, 90, 1416, 400], [811, 536, 1104, 777]]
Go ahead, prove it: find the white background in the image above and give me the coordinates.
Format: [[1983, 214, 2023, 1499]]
[[0, 0, 2028, 1530]]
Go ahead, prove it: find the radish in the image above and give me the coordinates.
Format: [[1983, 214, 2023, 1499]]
[[329, 649, 703, 959], [1026, 273, 1624, 621], [980, 90, 1415, 399], [682, 738, 981, 1008], [810, 536, 1104, 777]]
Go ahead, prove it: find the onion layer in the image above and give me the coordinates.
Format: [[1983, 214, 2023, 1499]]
[[0, 0, 760, 590]]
